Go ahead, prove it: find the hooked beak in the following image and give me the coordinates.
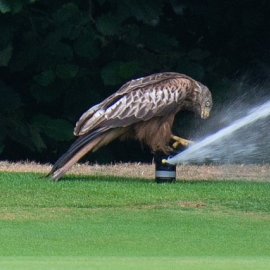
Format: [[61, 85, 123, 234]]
[[201, 109, 210, 119]]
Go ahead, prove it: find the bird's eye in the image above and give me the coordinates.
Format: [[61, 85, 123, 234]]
[[205, 101, 211, 107]]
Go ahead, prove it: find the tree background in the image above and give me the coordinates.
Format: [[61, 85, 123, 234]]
[[1, 0, 270, 164]]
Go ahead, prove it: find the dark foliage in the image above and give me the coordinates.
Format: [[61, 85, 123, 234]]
[[1, 0, 270, 163]]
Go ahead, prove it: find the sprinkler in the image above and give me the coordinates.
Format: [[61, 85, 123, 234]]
[[154, 152, 176, 183]]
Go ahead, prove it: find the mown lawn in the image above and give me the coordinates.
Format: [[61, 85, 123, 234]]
[[0, 172, 270, 269]]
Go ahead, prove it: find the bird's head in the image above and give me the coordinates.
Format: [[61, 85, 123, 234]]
[[199, 85, 212, 119], [186, 82, 212, 119]]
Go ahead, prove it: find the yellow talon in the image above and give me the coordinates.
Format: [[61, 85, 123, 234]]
[[172, 142, 180, 149], [171, 135, 193, 148]]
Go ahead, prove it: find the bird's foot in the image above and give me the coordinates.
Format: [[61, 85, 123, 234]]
[[171, 135, 194, 148], [162, 146, 173, 154]]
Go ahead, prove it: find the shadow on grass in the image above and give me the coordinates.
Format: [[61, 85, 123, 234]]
[[48, 173, 153, 184], [49, 173, 224, 185]]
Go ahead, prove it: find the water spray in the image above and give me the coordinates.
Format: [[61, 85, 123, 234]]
[[165, 99, 270, 165]]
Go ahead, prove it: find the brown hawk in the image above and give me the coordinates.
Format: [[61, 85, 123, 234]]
[[47, 72, 212, 180]]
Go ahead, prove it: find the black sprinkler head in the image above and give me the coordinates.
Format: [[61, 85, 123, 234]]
[[154, 153, 176, 184]]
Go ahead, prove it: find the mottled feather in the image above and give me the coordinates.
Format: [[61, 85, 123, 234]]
[[74, 73, 193, 135]]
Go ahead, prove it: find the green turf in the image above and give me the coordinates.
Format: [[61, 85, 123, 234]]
[[0, 172, 270, 269], [1, 257, 270, 270]]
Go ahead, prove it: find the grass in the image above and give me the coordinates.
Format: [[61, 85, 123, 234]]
[[0, 172, 270, 269]]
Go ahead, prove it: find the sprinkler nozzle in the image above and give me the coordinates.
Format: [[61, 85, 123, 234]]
[[161, 159, 167, 164]]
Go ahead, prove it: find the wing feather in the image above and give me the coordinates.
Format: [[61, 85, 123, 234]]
[[75, 73, 193, 136]]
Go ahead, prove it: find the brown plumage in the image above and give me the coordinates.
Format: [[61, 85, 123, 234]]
[[48, 72, 212, 180]]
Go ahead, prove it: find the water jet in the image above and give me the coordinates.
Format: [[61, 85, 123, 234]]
[[166, 100, 270, 165]]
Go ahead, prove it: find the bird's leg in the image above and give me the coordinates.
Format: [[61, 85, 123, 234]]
[[171, 135, 193, 148]]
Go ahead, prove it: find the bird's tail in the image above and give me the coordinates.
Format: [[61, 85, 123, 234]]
[[47, 127, 125, 181]]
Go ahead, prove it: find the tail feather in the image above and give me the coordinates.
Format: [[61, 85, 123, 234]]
[[49, 136, 105, 180], [47, 127, 127, 180], [47, 128, 105, 180]]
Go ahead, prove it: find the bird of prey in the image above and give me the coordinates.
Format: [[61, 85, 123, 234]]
[[47, 72, 212, 180]]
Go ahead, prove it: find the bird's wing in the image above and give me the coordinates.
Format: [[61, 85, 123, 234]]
[[74, 73, 194, 136]]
